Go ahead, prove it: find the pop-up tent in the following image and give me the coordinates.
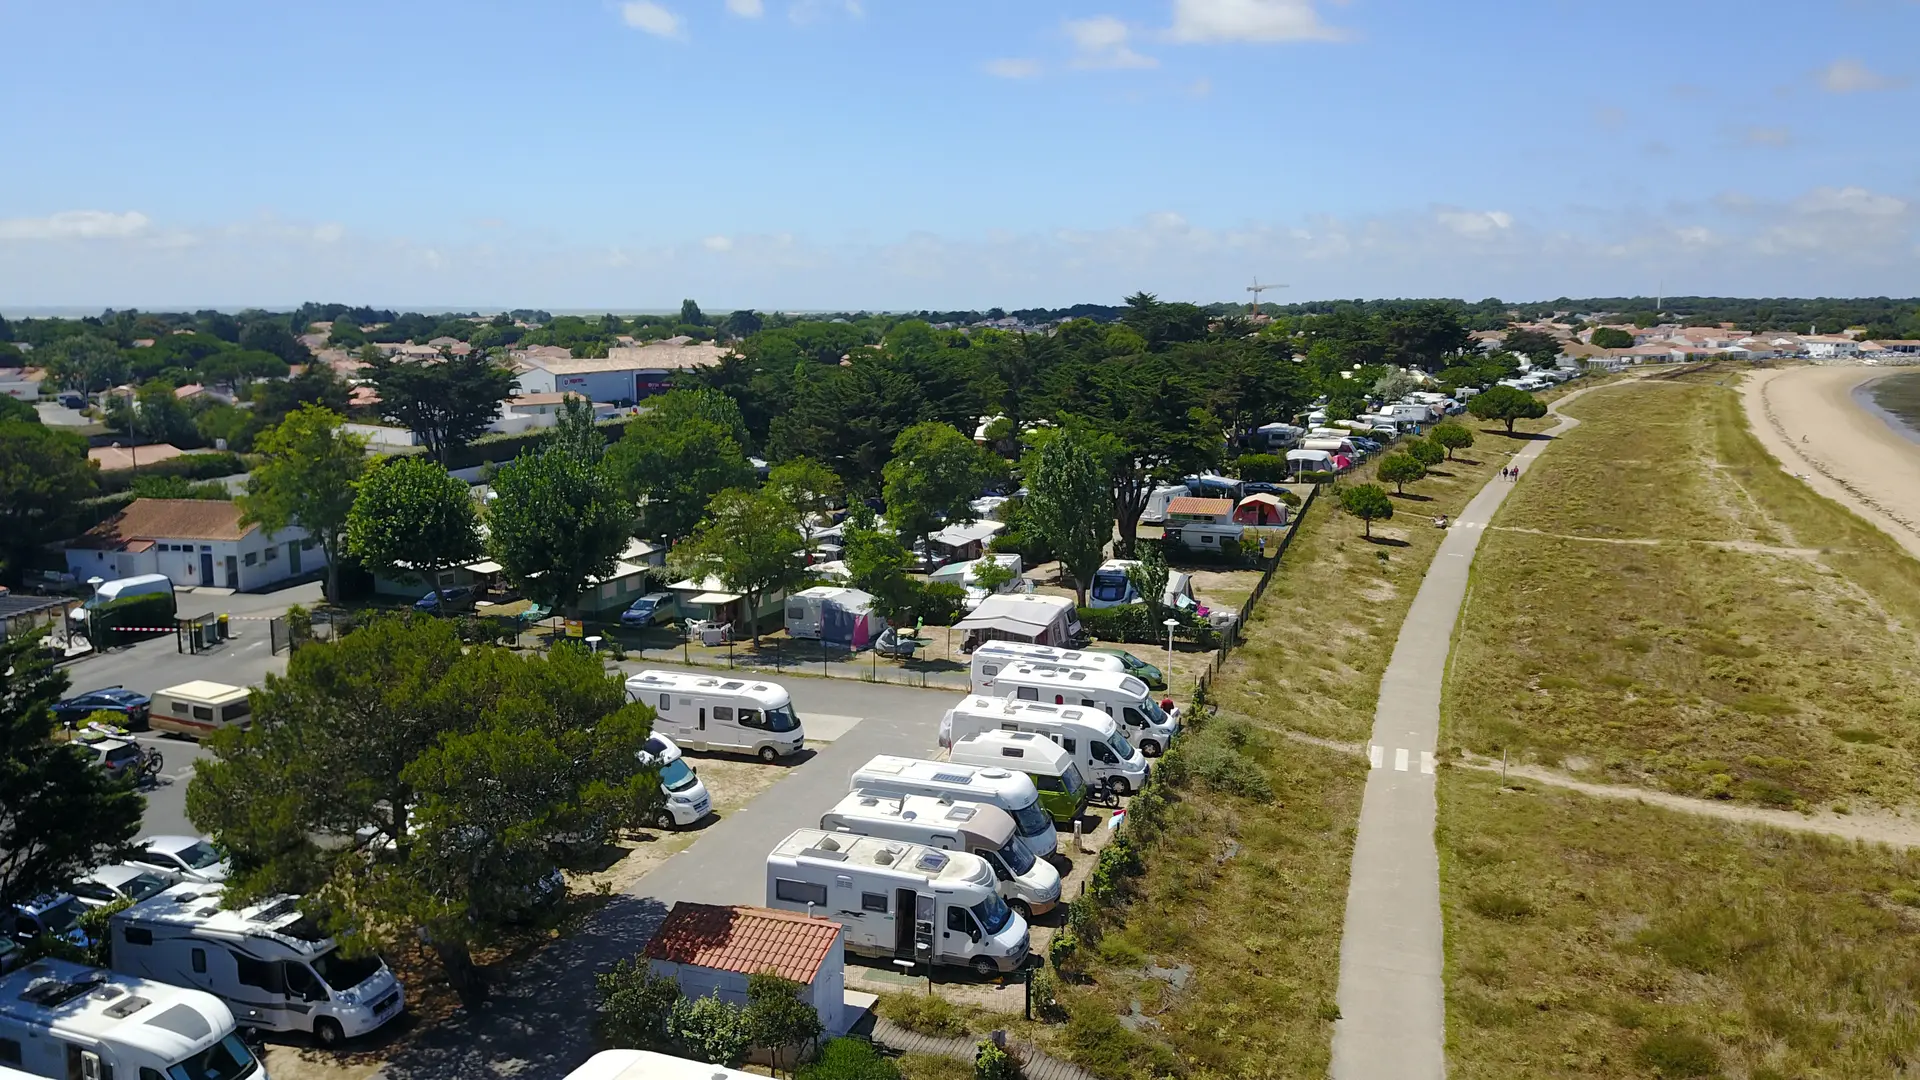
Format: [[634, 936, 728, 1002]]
[[1232, 492, 1290, 527]]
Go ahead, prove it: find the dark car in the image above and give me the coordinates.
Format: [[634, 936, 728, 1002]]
[[51, 686, 151, 731], [414, 586, 476, 614], [1240, 481, 1289, 497]]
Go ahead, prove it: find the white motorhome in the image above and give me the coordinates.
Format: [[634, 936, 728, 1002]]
[[978, 663, 1180, 755], [1085, 560, 1196, 612], [1301, 437, 1356, 456], [1384, 403, 1436, 424], [68, 574, 175, 630], [926, 556, 1030, 611], [623, 671, 805, 762], [564, 1050, 763, 1080], [639, 733, 711, 828], [939, 696, 1150, 795], [819, 792, 1060, 916], [765, 829, 1029, 975], [0, 959, 265, 1080], [971, 641, 1126, 693], [1251, 423, 1304, 451], [849, 755, 1058, 859], [1138, 484, 1193, 526], [110, 886, 403, 1047]]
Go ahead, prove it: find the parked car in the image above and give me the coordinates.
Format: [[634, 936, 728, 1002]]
[[1084, 646, 1167, 691], [1352, 437, 1382, 453], [413, 586, 476, 614], [8, 893, 91, 949], [126, 836, 230, 885], [68, 864, 172, 909], [82, 738, 147, 783], [1240, 481, 1289, 497], [618, 592, 676, 628], [51, 686, 152, 730]]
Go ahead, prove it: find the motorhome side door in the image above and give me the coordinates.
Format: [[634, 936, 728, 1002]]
[[913, 894, 936, 965], [69, 1046, 106, 1080]]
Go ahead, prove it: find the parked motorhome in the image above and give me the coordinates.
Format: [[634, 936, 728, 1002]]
[[1287, 448, 1336, 476], [765, 829, 1030, 975], [848, 756, 1058, 859], [974, 663, 1180, 755], [1384, 403, 1436, 424], [640, 733, 712, 828], [1139, 484, 1195, 526], [1251, 423, 1305, 451], [1182, 474, 1244, 502], [111, 886, 403, 1046], [0, 959, 263, 1080], [148, 681, 250, 740], [926, 555, 1029, 611], [940, 695, 1150, 795], [1085, 560, 1196, 611], [1165, 521, 1246, 554], [819, 792, 1061, 916], [1301, 437, 1356, 456], [946, 731, 1089, 823], [624, 671, 805, 762], [971, 641, 1127, 692]]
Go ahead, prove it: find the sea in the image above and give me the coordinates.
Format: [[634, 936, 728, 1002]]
[[1860, 371, 1920, 445]]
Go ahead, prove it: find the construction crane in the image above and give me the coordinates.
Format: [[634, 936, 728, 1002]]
[[1246, 277, 1289, 317]]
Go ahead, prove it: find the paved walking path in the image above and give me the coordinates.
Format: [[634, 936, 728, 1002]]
[[1329, 389, 1600, 1080]]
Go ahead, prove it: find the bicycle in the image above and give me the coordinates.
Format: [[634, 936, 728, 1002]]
[[136, 746, 164, 784]]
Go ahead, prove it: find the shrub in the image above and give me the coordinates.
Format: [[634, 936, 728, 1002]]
[[1029, 964, 1062, 1020], [799, 1039, 902, 1080], [878, 991, 969, 1037], [907, 581, 968, 627], [974, 1040, 1021, 1080], [1047, 929, 1078, 973], [1061, 999, 1181, 1079], [1187, 742, 1273, 802], [95, 450, 247, 495], [1297, 469, 1335, 486], [746, 973, 823, 1074], [594, 960, 679, 1049], [129, 474, 234, 501], [1635, 1031, 1720, 1078], [1465, 890, 1535, 921], [91, 591, 178, 647], [1087, 835, 1144, 906], [668, 992, 753, 1066], [1235, 453, 1288, 481]]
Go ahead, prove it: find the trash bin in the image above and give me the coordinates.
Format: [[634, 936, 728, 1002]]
[[217, 613, 230, 641]]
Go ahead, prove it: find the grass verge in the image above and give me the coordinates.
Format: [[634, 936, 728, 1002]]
[[1439, 767, 1920, 1079]]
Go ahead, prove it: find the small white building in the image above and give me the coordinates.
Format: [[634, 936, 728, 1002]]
[[642, 902, 850, 1036], [65, 499, 321, 592], [1804, 335, 1862, 359], [514, 340, 728, 404]]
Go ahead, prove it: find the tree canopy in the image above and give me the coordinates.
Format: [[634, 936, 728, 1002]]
[[367, 352, 516, 463], [881, 422, 1004, 555], [1022, 426, 1118, 606], [1467, 385, 1549, 433], [240, 405, 367, 602], [1377, 452, 1427, 494], [1338, 483, 1394, 538], [607, 390, 755, 542], [1430, 421, 1476, 459], [0, 421, 98, 586], [667, 488, 804, 644], [486, 441, 632, 611], [345, 456, 482, 608]]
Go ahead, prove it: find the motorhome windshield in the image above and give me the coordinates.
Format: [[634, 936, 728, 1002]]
[[659, 758, 698, 792], [1107, 731, 1136, 761], [763, 704, 800, 733], [166, 1034, 259, 1080], [1142, 698, 1169, 724], [1090, 572, 1130, 603], [996, 836, 1036, 876], [1009, 798, 1051, 839], [175, 841, 224, 870], [972, 894, 1014, 936], [311, 948, 384, 991]]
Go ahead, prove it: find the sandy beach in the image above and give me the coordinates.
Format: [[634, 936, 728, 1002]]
[[1742, 364, 1920, 561]]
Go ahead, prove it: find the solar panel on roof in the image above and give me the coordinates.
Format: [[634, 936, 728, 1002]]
[[932, 770, 973, 785]]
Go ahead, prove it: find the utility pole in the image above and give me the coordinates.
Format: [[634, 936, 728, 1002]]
[[1246, 277, 1289, 318]]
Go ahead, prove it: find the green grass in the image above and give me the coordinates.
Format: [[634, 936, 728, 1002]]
[[1439, 768, 1920, 1079], [1444, 373, 1920, 808]]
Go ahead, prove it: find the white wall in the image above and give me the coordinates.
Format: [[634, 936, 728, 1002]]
[[65, 527, 321, 592], [344, 423, 423, 448]]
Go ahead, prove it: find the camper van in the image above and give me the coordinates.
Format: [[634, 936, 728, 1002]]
[[970, 641, 1127, 693], [1138, 484, 1194, 526], [623, 671, 805, 762], [1251, 423, 1305, 451], [765, 829, 1030, 976], [939, 696, 1150, 795], [149, 681, 251, 740], [111, 885, 404, 1047], [849, 756, 1058, 859], [640, 733, 711, 828], [1384, 403, 1436, 424], [565, 1050, 764, 1080], [978, 663, 1180, 755], [67, 574, 175, 630], [0, 959, 264, 1080], [946, 732, 1089, 824], [1085, 560, 1196, 611], [819, 792, 1061, 916]]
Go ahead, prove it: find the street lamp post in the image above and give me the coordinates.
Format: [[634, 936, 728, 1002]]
[[1163, 617, 1179, 691]]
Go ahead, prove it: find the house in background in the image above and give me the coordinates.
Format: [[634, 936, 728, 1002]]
[[642, 902, 855, 1038], [65, 499, 321, 592], [514, 339, 726, 405]]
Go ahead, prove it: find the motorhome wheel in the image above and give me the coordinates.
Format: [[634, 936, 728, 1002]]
[[758, 745, 780, 764], [1106, 776, 1133, 797], [972, 956, 1000, 978], [313, 1017, 344, 1048], [1009, 899, 1031, 920], [653, 808, 676, 831], [1140, 739, 1162, 756]]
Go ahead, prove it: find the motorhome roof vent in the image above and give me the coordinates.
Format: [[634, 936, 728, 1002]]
[[915, 850, 950, 872], [874, 845, 901, 866], [102, 994, 150, 1019], [20, 971, 105, 1007], [818, 836, 842, 851], [858, 796, 880, 807], [720, 681, 745, 690], [1068, 672, 1086, 681], [194, 906, 220, 918], [1007, 732, 1036, 742], [945, 805, 976, 822], [901, 810, 918, 821], [1062, 709, 1083, 720], [979, 769, 1012, 780]]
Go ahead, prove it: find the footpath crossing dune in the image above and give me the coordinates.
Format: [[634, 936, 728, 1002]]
[[1742, 364, 1920, 561]]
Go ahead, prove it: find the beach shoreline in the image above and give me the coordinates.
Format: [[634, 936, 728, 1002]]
[[1741, 364, 1920, 561]]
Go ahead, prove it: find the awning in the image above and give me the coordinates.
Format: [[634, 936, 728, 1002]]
[[465, 560, 504, 574], [688, 591, 741, 606]]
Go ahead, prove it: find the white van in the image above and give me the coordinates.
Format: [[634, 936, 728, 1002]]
[[766, 829, 1030, 975], [624, 671, 805, 762], [68, 573, 175, 628], [639, 732, 711, 828], [150, 681, 251, 740], [0, 959, 264, 1080], [971, 641, 1126, 693], [820, 792, 1061, 916], [982, 663, 1180, 755], [849, 755, 1058, 859], [940, 695, 1150, 795], [112, 885, 404, 1047]]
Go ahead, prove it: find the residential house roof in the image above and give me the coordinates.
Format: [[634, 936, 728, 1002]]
[[173, 384, 205, 400], [86, 444, 200, 471], [643, 903, 842, 985], [928, 519, 1007, 548], [1166, 497, 1235, 517], [71, 499, 255, 550]]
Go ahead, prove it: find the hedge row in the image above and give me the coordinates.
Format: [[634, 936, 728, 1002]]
[[95, 451, 249, 495], [91, 591, 178, 648], [441, 414, 643, 471], [1076, 603, 1216, 649]]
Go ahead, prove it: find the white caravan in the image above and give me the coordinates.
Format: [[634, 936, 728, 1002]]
[[978, 663, 1180, 755], [110, 886, 403, 1047], [0, 959, 265, 1080], [819, 792, 1061, 916], [765, 829, 1030, 975], [639, 732, 711, 828], [1139, 484, 1194, 526], [849, 756, 1058, 859], [68, 574, 175, 630], [970, 641, 1126, 693], [565, 1050, 762, 1080], [624, 671, 805, 762], [939, 695, 1150, 795]]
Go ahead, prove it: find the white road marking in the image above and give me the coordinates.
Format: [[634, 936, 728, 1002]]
[[1369, 745, 1383, 769], [1420, 751, 1435, 775], [1394, 747, 1410, 772]]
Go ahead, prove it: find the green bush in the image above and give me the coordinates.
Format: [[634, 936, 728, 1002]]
[[987, 500, 1054, 566], [593, 960, 679, 1049], [1297, 469, 1335, 485], [1634, 1031, 1720, 1078], [1087, 835, 1144, 906], [1187, 740, 1273, 802], [973, 1040, 1020, 1080], [129, 474, 234, 501], [668, 992, 753, 1066], [1076, 604, 1217, 648], [1235, 453, 1288, 481], [799, 1039, 902, 1080], [905, 581, 968, 627], [96, 451, 247, 495], [91, 591, 178, 647], [1061, 1000, 1180, 1079], [878, 991, 969, 1037]]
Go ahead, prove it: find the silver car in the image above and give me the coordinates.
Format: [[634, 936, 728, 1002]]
[[69, 864, 172, 909], [127, 835, 230, 885]]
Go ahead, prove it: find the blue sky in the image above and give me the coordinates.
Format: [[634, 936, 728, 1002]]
[[1, 0, 1916, 310]]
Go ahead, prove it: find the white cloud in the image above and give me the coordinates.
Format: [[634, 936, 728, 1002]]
[[311, 223, 344, 245], [725, 0, 763, 16], [0, 210, 151, 241], [1795, 186, 1908, 217], [1167, 0, 1344, 43], [703, 235, 735, 251], [621, 1, 685, 38], [1819, 58, 1903, 93], [1743, 126, 1791, 146], [1065, 16, 1158, 69], [984, 58, 1043, 80], [788, 0, 861, 24], [1437, 209, 1514, 237]]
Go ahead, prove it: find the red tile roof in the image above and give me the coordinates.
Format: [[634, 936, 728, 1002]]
[[643, 903, 842, 985], [1167, 497, 1234, 516], [71, 499, 253, 549]]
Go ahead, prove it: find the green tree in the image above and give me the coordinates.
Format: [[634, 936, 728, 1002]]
[[668, 488, 804, 645], [882, 422, 1004, 558], [43, 334, 126, 394], [766, 364, 924, 494], [239, 321, 313, 367], [680, 299, 707, 327], [769, 457, 844, 561], [1429, 421, 1475, 460], [745, 973, 824, 1075], [0, 395, 36, 424], [840, 504, 918, 619], [607, 390, 755, 542], [1370, 370, 1423, 402], [0, 633, 144, 912], [0, 421, 98, 586], [367, 352, 516, 463], [1466, 385, 1548, 434], [1503, 327, 1564, 366], [240, 405, 368, 602], [1022, 426, 1117, 606], [595, 960, 680, 1049], [1124, 543, 1170, 616], [1590, 327, 1635, 350], [1406, 437, 1445, 468], [1376, 452, 1426, 494], [1339, 483, 1394, 538], [486, 443, 631, 612], [548, 393, 605, 463], [345, 456, 482, 611]]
